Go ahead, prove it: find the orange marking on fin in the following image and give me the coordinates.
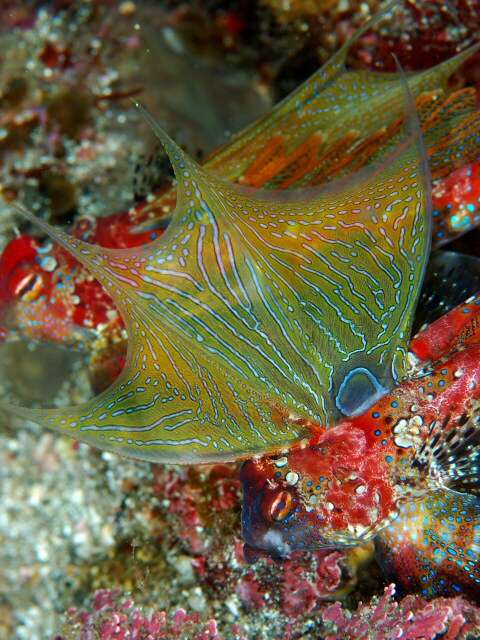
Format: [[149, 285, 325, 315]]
[[242, 133, 325, 189], [308, 130, 361, 185], [422, 88, 477, 130], [277, 132, 325, 189], [242, 136, 286, 187], [321, 120, 403, 180]]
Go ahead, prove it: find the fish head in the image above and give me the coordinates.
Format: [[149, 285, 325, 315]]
[[240, 425, 398, 558]]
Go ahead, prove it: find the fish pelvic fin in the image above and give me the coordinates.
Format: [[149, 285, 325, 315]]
[[375, 489, 480, 599]]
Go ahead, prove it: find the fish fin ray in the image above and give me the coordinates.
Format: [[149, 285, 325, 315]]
[[5, 3, 476, 461], [417, 418, 480, 497], [179, 50, 433, 416], [0, 320, 310, 464]]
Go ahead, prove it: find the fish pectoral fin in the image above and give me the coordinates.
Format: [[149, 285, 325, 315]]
[[416, 418, 480, 497], [375, 489, 480, 598]]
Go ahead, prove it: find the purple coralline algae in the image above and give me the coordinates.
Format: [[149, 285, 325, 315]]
[[323, 584, 480, 640], [57, 584, 480, 640]]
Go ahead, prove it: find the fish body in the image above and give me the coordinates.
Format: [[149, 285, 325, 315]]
[[241, 291, 480, 597]]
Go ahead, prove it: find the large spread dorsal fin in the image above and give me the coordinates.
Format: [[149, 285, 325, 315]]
[[2, 1, 478, 463]]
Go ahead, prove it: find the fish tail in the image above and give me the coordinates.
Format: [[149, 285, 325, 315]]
[[375, 489, 480, 598]]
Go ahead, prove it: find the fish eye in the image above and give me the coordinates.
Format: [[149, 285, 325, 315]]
[[269, 490, 293, 521]]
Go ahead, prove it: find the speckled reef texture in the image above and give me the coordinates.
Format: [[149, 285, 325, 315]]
[[1, 1, 480, 639]]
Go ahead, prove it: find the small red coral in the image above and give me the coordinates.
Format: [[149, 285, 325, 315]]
[[322, 584, 480, 640], [59, 589, 246, 640], [281, 550, 345, 617], [236, 573, 266, 610]]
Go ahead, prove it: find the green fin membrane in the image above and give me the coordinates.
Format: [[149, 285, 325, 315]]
[[376, 490, 480, 598], [2, 89, 430, 461], [1, 3, 462, 464]]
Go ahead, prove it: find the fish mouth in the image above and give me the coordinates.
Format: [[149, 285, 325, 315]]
[[243, 530, 294, 561], [241, 525, 365, 562], [241, 505, 350, 558]]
